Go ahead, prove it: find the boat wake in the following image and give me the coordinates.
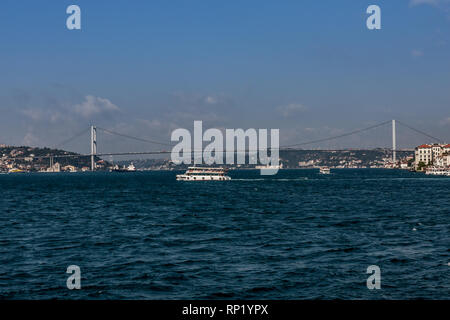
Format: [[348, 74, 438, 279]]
[[232, 178, 309, 181]]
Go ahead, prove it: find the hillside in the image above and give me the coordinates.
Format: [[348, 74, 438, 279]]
[[0, 145, 108, 172], [117, 149, 414, 170]]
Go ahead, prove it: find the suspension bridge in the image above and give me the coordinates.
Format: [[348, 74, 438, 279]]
[[10, 119, 446, 170]]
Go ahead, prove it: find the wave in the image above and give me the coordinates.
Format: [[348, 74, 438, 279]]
[[231, 178, 308, 181]]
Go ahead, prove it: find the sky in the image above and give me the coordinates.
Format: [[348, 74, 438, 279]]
[[0, 0, 449, 155]]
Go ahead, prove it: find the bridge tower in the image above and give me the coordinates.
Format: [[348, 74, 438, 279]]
[[90, 125, 97, 171], [392, 119, 396, 166]]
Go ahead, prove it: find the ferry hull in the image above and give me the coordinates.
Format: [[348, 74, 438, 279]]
[[425, 167, 450, 176], [176, 174, 231, 181]]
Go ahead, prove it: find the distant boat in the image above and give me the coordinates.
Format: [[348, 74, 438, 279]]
[[110, 163, 137, 172], [255, 163, 283, 174], [8, 168, 25, 173], [425, 166, 450, 176], [176, 167, 231, 181], [255, 164, 283, 170], [319, 166, 331, 174]]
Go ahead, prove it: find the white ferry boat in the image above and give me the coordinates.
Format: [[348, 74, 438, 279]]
[[425, 166, 450, 176], [255, 164, 283, 170], [111, 163, 136, 172], [176, 167, 231, 181], [319, 166, 331, 174]]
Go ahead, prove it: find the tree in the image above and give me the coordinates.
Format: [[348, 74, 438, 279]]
[[417, 161, 426, 171]]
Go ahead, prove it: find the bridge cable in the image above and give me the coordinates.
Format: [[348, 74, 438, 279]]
[[396, 120, 445, 144], [25, 120, 428, 160], [96, 127, 174, 147], [280, 120, 392, 149], [52, 127, 90, 149]]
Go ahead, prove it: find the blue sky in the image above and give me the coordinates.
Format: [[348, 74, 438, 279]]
[[0, 0, 449, 153]]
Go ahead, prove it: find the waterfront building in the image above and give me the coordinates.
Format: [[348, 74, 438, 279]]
[[414, 143, 450, 170], [435, 154, 450, 168], [431, 143, 444, 159], [46, 162, 61, 173], [415, 144, 433, 167], [62, 165, 77, 172], [400, 161, 409, 169], [443, 144, 450, 154]]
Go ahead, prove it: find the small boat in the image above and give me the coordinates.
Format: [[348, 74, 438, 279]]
[[255, 163, 283, 175], [8, 168, 25, 173], [255, 164, 283, 170], [319, 166, 331, 174], [111, 163, 137, 172], [425, 166, 450, 176], [176, 167, 231, 181]]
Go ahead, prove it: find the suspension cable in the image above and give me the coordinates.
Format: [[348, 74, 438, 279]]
[[396, 120, 445, 143], [280, 120, 392, 148], [96, 127, 174, 147], [52, 127, 90, 149]]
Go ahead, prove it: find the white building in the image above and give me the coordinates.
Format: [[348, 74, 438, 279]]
[[415, 143, 450, 169], [431, 144, 444, 159], [415, 144, 433, 167], [62, 165, 77, 172], [435, 154, 450, 167], [443, 144, 450, 154], [47, 162, 61, 172]]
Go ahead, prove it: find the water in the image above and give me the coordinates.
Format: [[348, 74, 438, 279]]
[[0, 169, 448, 299]]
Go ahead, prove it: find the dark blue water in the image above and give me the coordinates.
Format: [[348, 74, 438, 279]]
[[0, 169, 448, 299]]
